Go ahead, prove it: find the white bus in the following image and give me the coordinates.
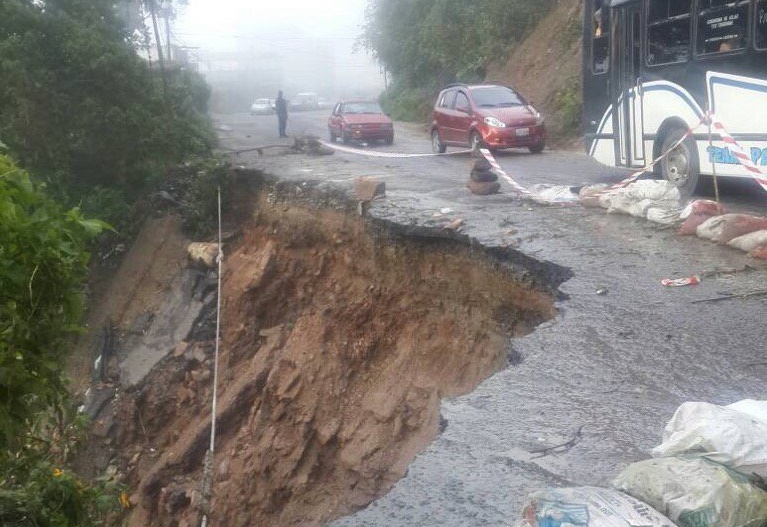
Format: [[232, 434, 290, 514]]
[[583, 0, 767, 196]]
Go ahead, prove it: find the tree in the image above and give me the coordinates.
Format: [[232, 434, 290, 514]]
[[0, 0, 213, 203], [360, 0, 557, 119]]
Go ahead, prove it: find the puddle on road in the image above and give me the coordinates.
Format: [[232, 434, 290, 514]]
[[105, 181, 566, 527]]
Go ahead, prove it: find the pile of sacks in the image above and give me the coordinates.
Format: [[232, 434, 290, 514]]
[[576, 180, 767, 259], [678, 201, 767, 260], [579, 180, 684, 225], [516, 399, 767, 527]]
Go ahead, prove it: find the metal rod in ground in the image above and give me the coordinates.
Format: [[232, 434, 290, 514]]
[[200, 188, 224, 527], [708, 114, 721, 203]]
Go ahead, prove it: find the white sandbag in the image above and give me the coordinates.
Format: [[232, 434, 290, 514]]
[[526, 184, 580, 205], [612, 457, 767, 527], [652, 401, 767, 477], [516, 486, 674, 527], [622, 180, 681, 202], [647, 207, 682, 225], [727, 399, 767, 422], [729, 230, 767, 252], [697, 215, 728, 240], [608, 195, 654, 218], [697, 214, 767, 243]]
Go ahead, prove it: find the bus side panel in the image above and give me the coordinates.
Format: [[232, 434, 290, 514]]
[[700, 72, 767, 178]]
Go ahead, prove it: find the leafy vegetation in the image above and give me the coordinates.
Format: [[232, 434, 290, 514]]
[[0, 0, 215, 216], [0, 155, 107, 446], [0, 154, 122, 526], [552, 76, 583, 134], [361, 0, 558, 120], [0, 401, 124, 527], [0, 1, 217, 524]]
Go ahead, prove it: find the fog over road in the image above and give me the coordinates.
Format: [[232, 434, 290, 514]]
[[217, 110, 767, 526]]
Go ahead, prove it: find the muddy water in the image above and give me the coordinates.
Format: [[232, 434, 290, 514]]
[[111, 183, 567, 527]]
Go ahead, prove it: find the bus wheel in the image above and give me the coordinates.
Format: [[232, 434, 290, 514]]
[[660, 128, 699, 199]]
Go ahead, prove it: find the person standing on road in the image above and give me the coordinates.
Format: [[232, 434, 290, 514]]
[[275, 90, 288, 138]]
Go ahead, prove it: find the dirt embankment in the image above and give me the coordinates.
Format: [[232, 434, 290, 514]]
[[488, 0, 583, 147], [80, 175, 563, 526]]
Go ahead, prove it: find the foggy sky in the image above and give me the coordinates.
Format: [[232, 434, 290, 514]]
[[173, 0, 384, 99]]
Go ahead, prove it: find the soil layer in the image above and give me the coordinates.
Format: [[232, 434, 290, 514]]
[[101, 182, 556, 526]]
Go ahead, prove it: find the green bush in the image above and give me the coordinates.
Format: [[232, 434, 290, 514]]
[[0, 154, 107, 447], [0, 0, 216, 226], [0, 402, 124, 527], [553, 77, 583, 134]]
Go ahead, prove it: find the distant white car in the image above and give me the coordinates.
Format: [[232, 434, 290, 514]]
[[250, 98, 274, 115]]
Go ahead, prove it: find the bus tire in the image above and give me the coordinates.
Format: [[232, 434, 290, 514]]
[[660, 128, 699, 199]]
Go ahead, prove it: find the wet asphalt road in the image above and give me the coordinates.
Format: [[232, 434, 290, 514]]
[[217, 110, 767, 526]]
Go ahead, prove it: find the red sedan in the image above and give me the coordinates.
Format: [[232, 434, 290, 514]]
[[328, 101, 394, 145]]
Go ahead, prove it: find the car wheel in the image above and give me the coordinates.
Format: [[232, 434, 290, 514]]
[[329, 129, 337, 143], [660, 128, 699, 199], [342, 131, 350, 144], [470, 130, 485, 152], [529, 142, 545, 154], [385, 134, 394, 146], [431, 129, 447, 153]]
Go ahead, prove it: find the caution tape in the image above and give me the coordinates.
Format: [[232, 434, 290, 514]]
[[319, 140, 472, 158], [478, 147, 531, 196], [709, 114, 767, 192]]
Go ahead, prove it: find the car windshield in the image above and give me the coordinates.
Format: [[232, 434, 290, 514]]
[[470, 86, 524, 108], [342, 102, 383, 114], [255, 99, 270, 105]]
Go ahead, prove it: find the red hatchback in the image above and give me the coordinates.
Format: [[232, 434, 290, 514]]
[[430, 84, 546, 153], [328, 101, 394, 145]]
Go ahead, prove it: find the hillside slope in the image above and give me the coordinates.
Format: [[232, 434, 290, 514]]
[[486, 0, 583, 148]]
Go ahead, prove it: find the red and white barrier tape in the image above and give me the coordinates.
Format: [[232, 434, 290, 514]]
[[606, 115, 709, 191], [319, 140, 472, 158], [709, 114, 767, 192], [478, 147, 532, 196]]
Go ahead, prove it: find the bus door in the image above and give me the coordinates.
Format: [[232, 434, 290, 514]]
[[612, 2, 645, 167]]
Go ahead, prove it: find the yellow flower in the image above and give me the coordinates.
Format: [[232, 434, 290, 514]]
[[119, 491, 131, 509], [52, 468, 63, 477]]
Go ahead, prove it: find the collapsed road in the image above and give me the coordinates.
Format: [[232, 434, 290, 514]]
[[216, 110, 767, 526], [80, 109, 767, 527]]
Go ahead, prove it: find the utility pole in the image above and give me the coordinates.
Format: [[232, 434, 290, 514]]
[[162, 0, 173, 63], [147, 0, 169, 103]]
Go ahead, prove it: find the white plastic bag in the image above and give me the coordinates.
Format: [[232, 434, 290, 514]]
[[516, 486, 675, 527], [652, 401, 767, 477], [526, 184, 580, 205], [612, 457, 767, 527]]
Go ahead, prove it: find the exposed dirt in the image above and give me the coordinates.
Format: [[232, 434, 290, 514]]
[[79, 176, 559, 526], [487, 0, 583, 148]]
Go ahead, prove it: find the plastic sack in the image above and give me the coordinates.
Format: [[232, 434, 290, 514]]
[[652, 400, 767, 477], [516, 486, 675, 527], [729, 230, 767, 252], [579, 184, 610, 208], [697, 214, 767, 244], [620, 180, 681, 202], [612, 457, 767, 527], [647, 207, 682, 225], [679, 199, 726, 220], [526, 184, 580, 205]]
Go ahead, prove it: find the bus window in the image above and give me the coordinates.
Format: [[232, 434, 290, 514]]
[[647, 0, 692, 65], [592, 1, 609, 74], [697, 0, 748, 54], [757, 0, 767, 49]]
